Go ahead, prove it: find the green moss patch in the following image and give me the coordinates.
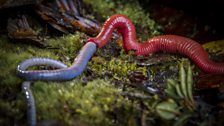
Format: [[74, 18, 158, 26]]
[[32, 79, 134, 125]]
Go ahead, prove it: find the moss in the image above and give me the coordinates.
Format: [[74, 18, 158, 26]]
[[203, 39, 224, 55], [0, 37, 30, 86], [32, 79, 135, 126], [148, 60, 179, 82], [83, 0, 161, 38], [47, 32, 86, 64], [89, 56, 147, 80], [0, 98, 26, 125]]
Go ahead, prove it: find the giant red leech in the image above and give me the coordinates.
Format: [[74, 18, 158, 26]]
[[87, 14, 224, 74]]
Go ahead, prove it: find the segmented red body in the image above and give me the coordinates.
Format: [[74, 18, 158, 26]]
[[87, 14, 224, 74]]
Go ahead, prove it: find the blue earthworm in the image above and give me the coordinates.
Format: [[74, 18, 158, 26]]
[[21, 58, 68, 126], [22, 82, 36, 126], [17, 42, 97, 81]]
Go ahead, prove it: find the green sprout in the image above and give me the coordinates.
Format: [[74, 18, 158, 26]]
[[156, 59, 195, 121], [156, 99, 180, 120], [165, 59, 195, 111]]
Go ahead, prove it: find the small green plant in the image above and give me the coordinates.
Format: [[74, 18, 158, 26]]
[[165, 59, 195, 110], [156, 59, 195, 120], [156, 99, 180, 120]]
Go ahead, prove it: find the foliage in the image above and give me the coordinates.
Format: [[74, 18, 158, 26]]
[[154, 59, 195, 125], [164, 59, 195, 111], [155, 99, 180, 120]]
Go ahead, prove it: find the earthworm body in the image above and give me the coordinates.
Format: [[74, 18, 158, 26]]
[[22, 82, 36, 126], [21, 58, 68, 126], [17, 42, 97, 81], [18, 42, 95, 126], [87, 14, 224, 74]]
